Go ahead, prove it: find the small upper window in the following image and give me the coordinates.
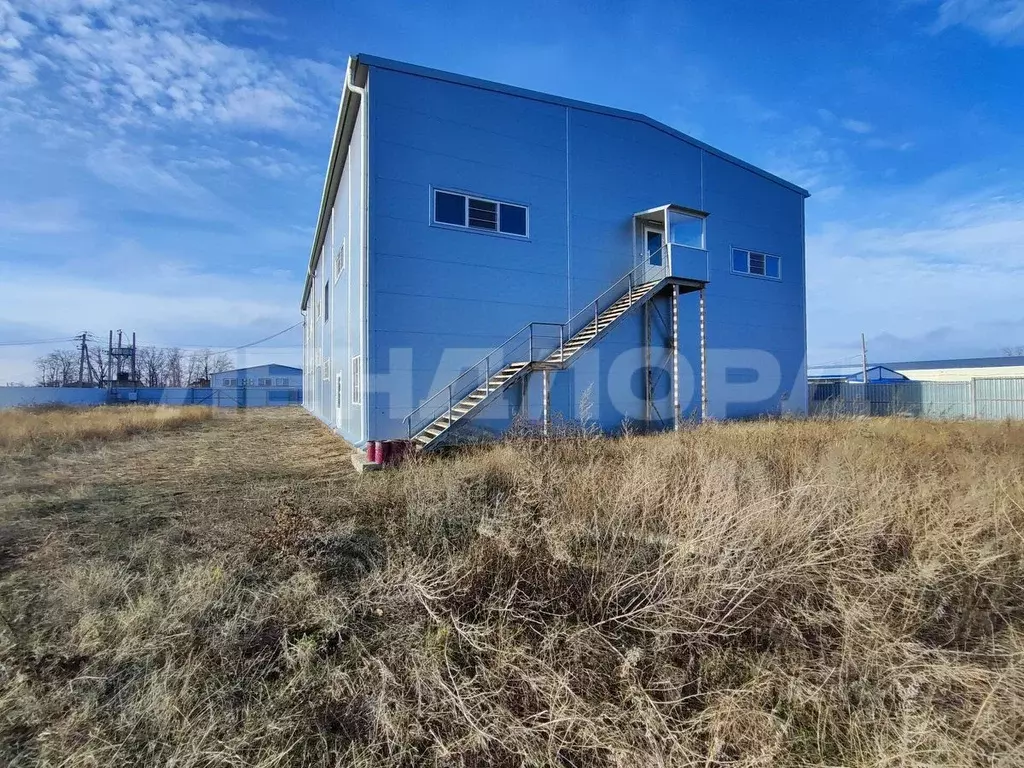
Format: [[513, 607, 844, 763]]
[[733, 248, 781, 280], [434, 191, 466, 226], [257, 378, 272, 387], [668, 210, 705, 249], [433, 189, 528, 237], [323, 283, 329, 322], [334, 239, 345, 281], [468, 198, 497, 230], [498, 203, 527, 236]]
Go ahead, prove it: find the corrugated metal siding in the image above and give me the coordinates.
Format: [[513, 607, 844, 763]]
[[809, 377, 1024, 419], [362, 65, 807, 440], [975, 377, 1024, 419], [0, 387, 302, 410], [893, 365, 1024, 382]]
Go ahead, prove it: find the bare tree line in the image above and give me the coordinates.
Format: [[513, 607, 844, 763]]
[[35, 345, 233, 387]]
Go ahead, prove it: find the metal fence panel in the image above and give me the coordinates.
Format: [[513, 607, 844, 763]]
[[975, 377, 1024, 420], [0, 387, 302, 410], [809, 378, 1018, 420]]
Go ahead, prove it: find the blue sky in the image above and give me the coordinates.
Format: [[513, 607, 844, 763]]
[[1, 0, 1024, 382]]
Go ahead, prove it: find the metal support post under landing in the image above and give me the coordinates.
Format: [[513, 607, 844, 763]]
[[542, 369, 551, 437], [672, 284, 680, 431], [643, 301, 652, 426], [700, 287, 708, 422]]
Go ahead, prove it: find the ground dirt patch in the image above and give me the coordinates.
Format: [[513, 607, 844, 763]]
[[2, 408, 1024, 766]]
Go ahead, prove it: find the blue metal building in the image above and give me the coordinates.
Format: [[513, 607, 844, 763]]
[[808, 365, 909, 384], [301, 55, 809, 449], [211, 364, 302, 388]]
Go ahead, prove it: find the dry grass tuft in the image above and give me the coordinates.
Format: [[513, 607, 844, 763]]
[[0, 404, 213, 454], [3, 410, 1024, 766]]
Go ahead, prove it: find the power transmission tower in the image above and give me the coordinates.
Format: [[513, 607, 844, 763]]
[[109, 330, 139, 389]]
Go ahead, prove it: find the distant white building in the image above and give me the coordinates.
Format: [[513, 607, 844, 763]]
[[882, 356, 1024, 382]]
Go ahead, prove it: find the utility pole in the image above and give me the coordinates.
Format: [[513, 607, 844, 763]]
[[861, 333, 869, 384], [77, 332, 87, 387], [108, 331, 114, 391]]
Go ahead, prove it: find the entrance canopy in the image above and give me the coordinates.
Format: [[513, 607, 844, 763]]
[[633, 204, 709, 283]]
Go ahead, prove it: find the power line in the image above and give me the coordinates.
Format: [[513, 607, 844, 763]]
[[3, 324, 303, 353], [0, 337, 77, 347], [809, 354, 864, 369], [212, 323, 302, 354]]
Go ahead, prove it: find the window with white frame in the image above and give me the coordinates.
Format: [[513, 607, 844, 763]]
[[223, 378, 235, 386], [275, 377, 287, 386], [257, 378, 272, 387], [732, 248, 781, 280], [668, 210, 705, 249], [334, 238, 345, 281], [323, 283, 330, 323], [351, 355, 361, 405], [336, 373, 343, 409], [433, 189, 528, 237]]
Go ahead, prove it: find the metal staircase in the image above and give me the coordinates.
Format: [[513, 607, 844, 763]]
[[404, 255, 680, 450]]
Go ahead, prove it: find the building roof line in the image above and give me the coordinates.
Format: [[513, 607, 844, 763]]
[[882, 356, 1024, 370], [216, 364, 303, 375], [356, 53, 811, 198], [301, 53, 812, 309]]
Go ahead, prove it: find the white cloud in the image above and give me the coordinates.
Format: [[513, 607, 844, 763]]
[[83, 140, 233, 218], [0, 243, 302, 382], [0, 197, 84, 234], [807, 179, 1024, 362], [1, 0, 339, 133], [931, 0, 1024, 44], [759, 124, 851, 198], [840, 118, 874, 134]]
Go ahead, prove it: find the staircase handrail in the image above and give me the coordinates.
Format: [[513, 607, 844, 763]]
[[403, 251, 668, 439]]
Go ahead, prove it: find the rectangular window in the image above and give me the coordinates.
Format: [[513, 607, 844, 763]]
[[468, 198, 497, 230], [732, 248, 782, 280], [336, 373, 343, 409], [275, 377, 286, 386], [668, 210, 705, 249], [433, 189, 528, 237], [223, 378, 235, 386], [434, 190, 466, 226], [334, 239, 345, 281], [257, 378, 272, 387], [323, 283, 329, 322], [498, 203, 528, 236], [351, 355, 361, 405], [732, 249, 748, 273]]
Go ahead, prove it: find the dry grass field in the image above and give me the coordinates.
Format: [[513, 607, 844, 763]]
[[2, 406, 1024, 767]]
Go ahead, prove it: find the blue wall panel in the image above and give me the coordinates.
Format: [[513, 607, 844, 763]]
[[368, 67, 570, 440], [330, 61, 809, 441]]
